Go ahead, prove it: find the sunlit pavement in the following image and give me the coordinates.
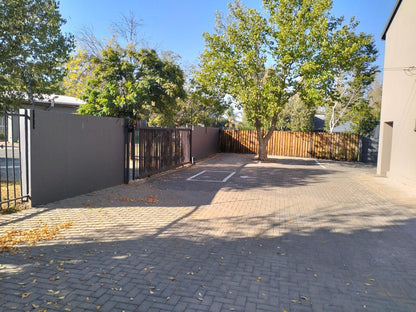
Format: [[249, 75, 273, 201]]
[[1, 154, 415, 311]]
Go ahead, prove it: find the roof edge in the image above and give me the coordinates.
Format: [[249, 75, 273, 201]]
[[382, 0, 403, 40]]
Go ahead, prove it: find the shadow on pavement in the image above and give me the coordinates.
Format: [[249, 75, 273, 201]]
[[1, 215, 415, 311]]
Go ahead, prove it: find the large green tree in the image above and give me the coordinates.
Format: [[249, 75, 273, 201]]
[[0, 0, 74, 109], [197, 0, 377, 160], [78, 46, 186, 125]]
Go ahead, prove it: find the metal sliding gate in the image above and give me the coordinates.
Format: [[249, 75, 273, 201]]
[[0, 110, 31, 211], [125, 123, 191, 181]]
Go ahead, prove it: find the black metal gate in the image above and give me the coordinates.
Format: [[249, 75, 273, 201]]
[[0, 110, 31, 211], [125, 123, 191, 181]]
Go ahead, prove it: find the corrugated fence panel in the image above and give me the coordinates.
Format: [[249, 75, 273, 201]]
[[220, 130, 359, 161]]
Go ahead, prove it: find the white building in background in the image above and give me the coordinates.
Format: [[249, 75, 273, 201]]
[[377, 0, 416, 185], [1, 94, 84, 142]]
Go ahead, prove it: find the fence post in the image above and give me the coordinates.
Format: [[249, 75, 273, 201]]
[[124, 118, 130, 184], [358, 135, 363, 162], [20, 109, 31, 200], [189, 127, 193, 164]]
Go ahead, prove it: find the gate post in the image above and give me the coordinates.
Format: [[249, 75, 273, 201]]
[[19, 109, 31, 202], [124, 118, 130, 184]]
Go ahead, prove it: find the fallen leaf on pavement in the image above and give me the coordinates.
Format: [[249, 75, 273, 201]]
[[118, 197, 134, 202]]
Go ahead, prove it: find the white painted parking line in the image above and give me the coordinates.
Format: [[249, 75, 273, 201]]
[[314, 159, 326, 168], [186, 170, 236, 183], [186, 170, 207, 181], [222, 171, 236, 182]]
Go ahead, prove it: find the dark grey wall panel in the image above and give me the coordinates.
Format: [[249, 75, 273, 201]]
[[30, 111, 125, 205], [191, 126, 219, 161]]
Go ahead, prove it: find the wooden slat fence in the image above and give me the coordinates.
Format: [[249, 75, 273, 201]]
[[220, 130, 359, 161]]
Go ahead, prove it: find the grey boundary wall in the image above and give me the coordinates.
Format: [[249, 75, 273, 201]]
[[191, 126, 219, 161], [29, 110, 125, 206]]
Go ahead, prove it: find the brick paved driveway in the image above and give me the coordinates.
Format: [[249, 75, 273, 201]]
[[1, 154, 416, 311]]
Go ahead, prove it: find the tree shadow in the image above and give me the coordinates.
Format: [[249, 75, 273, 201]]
[[1, 210, 415, 311]]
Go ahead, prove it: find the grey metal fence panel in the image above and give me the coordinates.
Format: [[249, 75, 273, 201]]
[[30, 111, 125, 206]]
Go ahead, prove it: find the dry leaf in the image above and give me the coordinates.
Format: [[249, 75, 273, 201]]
[[31, 304, 40, 308], [139, 195, 159, 203], [0, 222, 73, 250], [118, 197, 134, 202], [21, 292, 31, 298]]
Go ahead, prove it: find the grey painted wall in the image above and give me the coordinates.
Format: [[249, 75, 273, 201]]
[[30, 111, 125, 205], [191, 126, 219, 161]]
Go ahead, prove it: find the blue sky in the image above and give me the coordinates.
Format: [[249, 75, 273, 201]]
[[60, 0, 397, 71]]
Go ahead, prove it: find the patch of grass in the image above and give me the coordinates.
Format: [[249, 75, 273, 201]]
[[1, 181, 30, 214]]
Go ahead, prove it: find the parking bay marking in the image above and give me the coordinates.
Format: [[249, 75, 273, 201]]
[[186, 170, 236, 183]]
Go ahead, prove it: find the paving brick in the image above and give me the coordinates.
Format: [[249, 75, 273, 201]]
[[1, 154, 416, 311]]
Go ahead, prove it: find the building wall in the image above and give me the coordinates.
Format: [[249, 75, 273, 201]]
[[191, 126, 219, 161], [30, 111, 125, 205], [377, 0, 416, 184]]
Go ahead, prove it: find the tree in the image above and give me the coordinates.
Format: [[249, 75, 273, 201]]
[[346, 100, 378, 136], [175, 89, 226, 127], [197, 0, 377, 160], [63, 12, 146, 99], [78, 46, 186, 125], [175, 65, 227, 127], [337, 75, 382, 137], [0, 0, 74, 109], [62, 48, 96, 98], [276, 95, 315, 132], [367, 74, 382, 119], [325, 53, 377, 133]]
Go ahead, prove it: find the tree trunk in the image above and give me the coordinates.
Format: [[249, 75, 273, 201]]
[[257, 133, 269, 161], [256, 114, 279, 161]]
